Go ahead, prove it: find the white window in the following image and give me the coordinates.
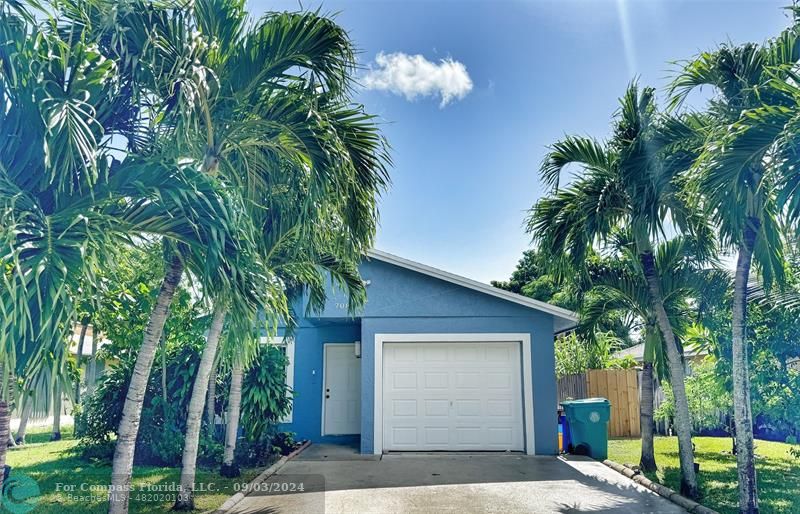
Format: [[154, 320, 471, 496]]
[[260, 336, 295, 423]]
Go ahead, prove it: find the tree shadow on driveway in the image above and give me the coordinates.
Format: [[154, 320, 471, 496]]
[[224, 451, 686, 514]]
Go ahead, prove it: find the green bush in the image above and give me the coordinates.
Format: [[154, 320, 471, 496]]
[[555, 331, 632, 377], [655, 359, 732, 433], [240, 344, 292, 442], [77, 335, 209, 466], [199, 432, 224, 467], [270, 432, 297, 455], [234, 429, 296, 468]]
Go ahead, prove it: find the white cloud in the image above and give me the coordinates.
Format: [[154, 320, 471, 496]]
[[362, 52, 473, 108]]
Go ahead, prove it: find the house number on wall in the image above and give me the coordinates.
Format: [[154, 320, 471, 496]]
[[335, 302, 348, 309]]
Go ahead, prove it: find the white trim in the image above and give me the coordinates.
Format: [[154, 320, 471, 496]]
[[367, 249, 578, 332], [321, 344, 329, 437], [373, 333, 535, 456], [260, 336, 294, 423]]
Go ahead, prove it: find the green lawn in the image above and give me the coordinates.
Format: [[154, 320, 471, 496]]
[[4, 425, 261, 513], [609, 436, 800, 513]]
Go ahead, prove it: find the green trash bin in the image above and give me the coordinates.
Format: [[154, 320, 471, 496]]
[[561, 398, 611, 460]]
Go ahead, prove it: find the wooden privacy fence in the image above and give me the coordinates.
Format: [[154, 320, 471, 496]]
[[557, 369, 641, 438]]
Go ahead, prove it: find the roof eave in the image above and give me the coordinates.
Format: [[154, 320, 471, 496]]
[[366, 249, 580, 327]]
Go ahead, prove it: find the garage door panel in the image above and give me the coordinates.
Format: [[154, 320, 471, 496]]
[[383, 341, 524, 452], [486, 346, 513, 361], [454, 399, 482, 416], [455, 427, 482, 445], [454, 346, 482, 361], [391, 372, 417, 389], [487, 427, 514, 445], [424, 399, 450, 416], [391, 346, 417, 361], [486, 399, 513, 417], [423, 372, 448, 389], [486, 372, 512, 389], [391, 399, 417, 417], [455, 372, 481, 388], [422, 346, 448, 361], [424, 427, 450, 444], [391, 427, 418, 446]]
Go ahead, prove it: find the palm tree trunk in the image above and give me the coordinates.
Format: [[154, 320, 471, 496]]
[[160, 335, 167, 403], [75, 320, 89, 404], [174, 304, 226, 511], [206, 358, 219, 435], [0, 398, 8, 491], [86, 331, 99, 395], [15, 399, 32, 445], [52, 382, 62, 441], [221, 359, 243, 478], [732, 219, 759, 513], [639, 361, 657, 472], [0, 364, 10, 489], [640, 250, 699, 499], [6, 373, 14, 448], [108, 253, 184, 514]]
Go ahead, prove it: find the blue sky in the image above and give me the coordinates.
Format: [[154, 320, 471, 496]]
[[251, 0, 790, 283]]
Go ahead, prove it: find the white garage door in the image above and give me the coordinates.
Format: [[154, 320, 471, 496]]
[[383, 342, 525, 451]]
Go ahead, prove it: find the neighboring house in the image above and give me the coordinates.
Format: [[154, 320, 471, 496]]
[[68, 324, 110, 383], [612, 342, 708, 375], [614, 343, 800, 372], [271, 249, 578, 456]]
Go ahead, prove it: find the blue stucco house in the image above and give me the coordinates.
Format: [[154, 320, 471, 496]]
[[268, 249, 577, 456]]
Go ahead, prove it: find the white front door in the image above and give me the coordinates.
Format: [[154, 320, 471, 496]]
[[323, 344, 361, 435], [382, 341, 524, 451]]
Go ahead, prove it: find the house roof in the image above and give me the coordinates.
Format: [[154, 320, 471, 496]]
[[366, 249, 579, 332], [611, 342, 709, 362]]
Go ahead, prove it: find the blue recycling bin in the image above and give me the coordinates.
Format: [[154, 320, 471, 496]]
[[561, 398, 611, 460]]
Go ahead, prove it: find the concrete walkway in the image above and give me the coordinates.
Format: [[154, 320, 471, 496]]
[[223, 446, 685, 514]]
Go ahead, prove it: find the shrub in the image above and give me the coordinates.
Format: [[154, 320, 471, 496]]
[[77, 336, 207, 466], [199, 432, 224, 467], [555, 331, 630, 377], [271, 432, 297, 455], [656, 359, 733, 433], [233, 428, 296, 468], [240, 344, 292, 442]]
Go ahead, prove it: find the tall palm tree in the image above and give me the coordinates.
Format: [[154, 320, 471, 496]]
[[2, 1, 247, 504], [528, 83, 711, 498], [0, 2, 154, 487], [580, 236, 726, 472], [157, 0, 388, 509], [669, 22, 800, 511]]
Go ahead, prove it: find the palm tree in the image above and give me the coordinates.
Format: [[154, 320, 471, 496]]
[[580, 235, 726, 472], [2, 2, 247, 505], [14, 400, 32, 445], [177, 303, 228, 501], [669, 22, 800, 511], [528, 83, 711, 498], [0, 2, 144, 486], [206, 358, 219, 433], [221, 355, 243, 476], [97, 1, 390, 509]]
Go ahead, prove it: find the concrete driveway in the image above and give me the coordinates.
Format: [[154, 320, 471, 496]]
[[223, 445, 685, 514]]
